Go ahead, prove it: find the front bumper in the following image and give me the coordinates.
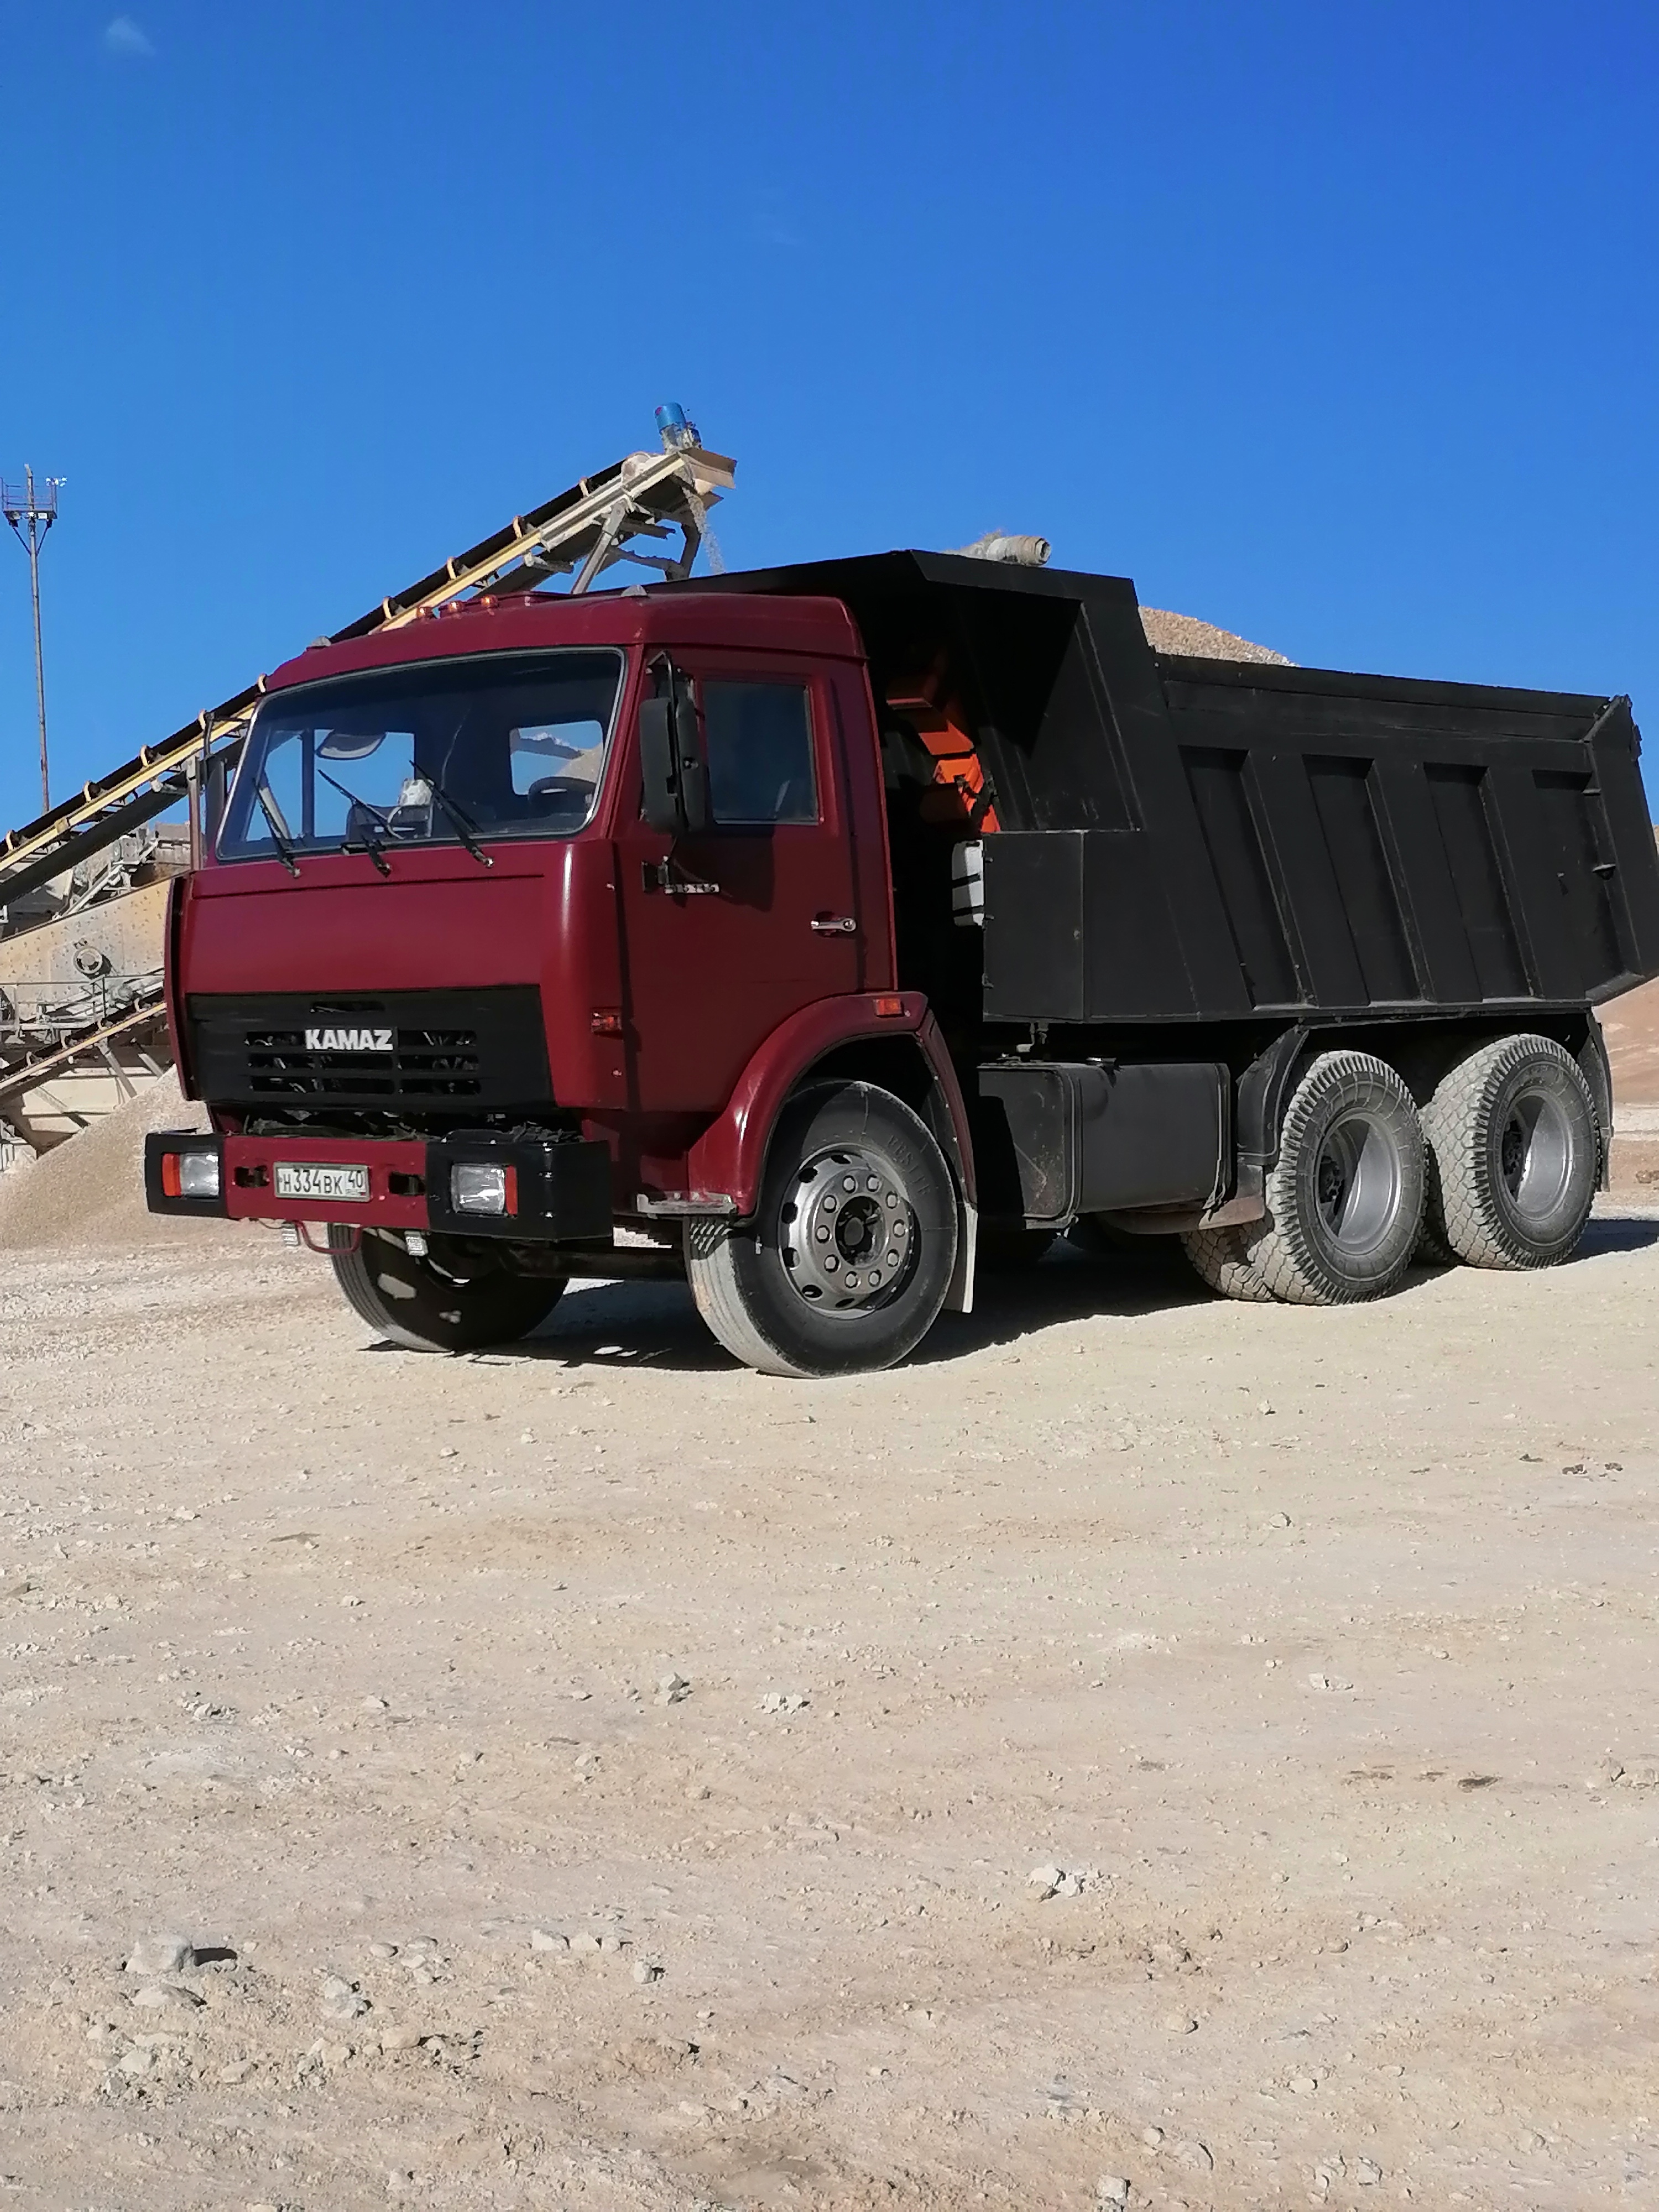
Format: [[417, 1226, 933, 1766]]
[[145, 1128, 613, 1243]]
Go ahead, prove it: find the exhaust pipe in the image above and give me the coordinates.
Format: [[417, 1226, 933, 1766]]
[[952, 531, 1051, 567]]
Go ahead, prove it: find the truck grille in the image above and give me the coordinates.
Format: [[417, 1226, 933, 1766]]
[[242, 1027, 482, 1100], [187, 988, 552, 1116]]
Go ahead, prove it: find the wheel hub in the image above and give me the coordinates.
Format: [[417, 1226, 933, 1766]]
[[1499, 1086, 1572, 1220], [1312, 1109, 1401, 1256], [779, 1146, 914, 1311]]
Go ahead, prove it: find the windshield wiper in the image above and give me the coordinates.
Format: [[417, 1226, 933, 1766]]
[[314, 765, 491, 871], [253, 784, 300, 876], [420, 776, 493, 869], [315, 766, 393, 876]]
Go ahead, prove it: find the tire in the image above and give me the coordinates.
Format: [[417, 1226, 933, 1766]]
[[685, 1081, 958, 1379], [1183, 1051, 1425, 1306], [328, 1228, 565, 1353], [1413, 1210, 1458, 1267], [1181, 1223, 1278, 1302], [1420, 1034, 1597, 1269]]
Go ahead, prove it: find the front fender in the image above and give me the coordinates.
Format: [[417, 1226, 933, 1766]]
[[686, 990, 976, 1218]]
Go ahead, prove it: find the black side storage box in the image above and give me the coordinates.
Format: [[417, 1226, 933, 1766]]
[[975, 1061, 1227, 1224]]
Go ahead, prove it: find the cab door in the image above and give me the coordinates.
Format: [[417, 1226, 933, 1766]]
[[613, 658, 863, 1117]]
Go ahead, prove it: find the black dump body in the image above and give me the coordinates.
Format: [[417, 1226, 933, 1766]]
[[677, 552, 1659, 1038]]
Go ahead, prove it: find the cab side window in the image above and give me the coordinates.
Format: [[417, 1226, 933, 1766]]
[[702, 681, 817, 826]]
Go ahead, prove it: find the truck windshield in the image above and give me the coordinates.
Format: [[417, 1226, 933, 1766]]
[[217, 648, 625, 862]]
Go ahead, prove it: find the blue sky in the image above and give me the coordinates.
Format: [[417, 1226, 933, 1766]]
[[0, 1, 1655, 824]]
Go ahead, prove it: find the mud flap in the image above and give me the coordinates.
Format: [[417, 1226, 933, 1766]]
[[945, 1198, 977, 1314]]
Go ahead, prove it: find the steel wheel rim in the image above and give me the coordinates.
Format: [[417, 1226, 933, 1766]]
[[1498, 1084, 1572, 1222], [778, 1144, 918, 1316], [1312, 1108, 1401, 1256]]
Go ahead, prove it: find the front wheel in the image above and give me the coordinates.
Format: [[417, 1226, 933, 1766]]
[[685, 1081, 958, 1378], [329, 1228, 566, 1353]]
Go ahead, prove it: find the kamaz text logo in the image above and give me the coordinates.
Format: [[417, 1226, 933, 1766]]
[[303, 1026, 394, 1052]]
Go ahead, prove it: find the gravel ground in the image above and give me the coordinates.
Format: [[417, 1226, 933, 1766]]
[[2, 1196, 1658, 2211]]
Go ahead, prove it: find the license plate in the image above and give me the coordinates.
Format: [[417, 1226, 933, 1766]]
[[274, 1162, 371, 1203]]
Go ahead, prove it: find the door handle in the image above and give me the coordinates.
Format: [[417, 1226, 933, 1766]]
[[811, 914, 857, 935]]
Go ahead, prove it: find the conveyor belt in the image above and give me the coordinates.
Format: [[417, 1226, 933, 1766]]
[[0, 431, 734, 907], [0, 999, 167, 1106]]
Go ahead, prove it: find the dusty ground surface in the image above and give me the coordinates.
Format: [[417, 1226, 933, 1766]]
[[1, 1191, 1658, 2210], [0, 1001, 1654, 2210]]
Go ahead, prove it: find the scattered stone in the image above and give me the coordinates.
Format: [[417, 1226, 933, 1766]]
[[1164, 2011, 1198, 2033], [369, 1941, 399, 1959], [1289, 2073, 1320, 2094], [1354, 2158, 1383, 2185], [1141, 2125, 1165, 2148], [1308, 1672, 1353, 1692], [126, 1934, 194, 1977], [378, 2025, 426, 2051], [633, 1959, 664, 1984], [1097, 2180, 1131, 2208], [570, 1932, 602, 1956], [118, 2045, 155, 2076], [1029, 1865, 1064, 1899], [760, 1691, 809, 1714], [216, 2059, 255, 2083], [131, 1983, 204, 2011], [656, 1672, 692, 1705], [361, 1695, 389, 1713], [598, 1932, 625, 1954], [1172, 2140, 1214, 2173], [320, 1973, 371, 2021], [530, 1928, 568, 1953]]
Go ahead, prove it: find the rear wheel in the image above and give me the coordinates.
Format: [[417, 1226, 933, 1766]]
[[1420, 1034, 1597, 1269], [328, 1228, 565, 1353], [686, 1081, 958, 1378], [1183, 1052, 1425, 1305], [1181, 1223, 1278, 1302]]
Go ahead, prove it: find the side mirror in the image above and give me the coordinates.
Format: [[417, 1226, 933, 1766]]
[[638, 682, 709, 837]]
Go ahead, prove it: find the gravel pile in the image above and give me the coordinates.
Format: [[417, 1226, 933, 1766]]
[[1141, 607, 1292, 665], [0, 1069, 220, 1249]]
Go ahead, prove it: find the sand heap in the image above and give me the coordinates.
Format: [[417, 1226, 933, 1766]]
[[0, 1070, 221, 1250], [1141, 608, 1292, 664]]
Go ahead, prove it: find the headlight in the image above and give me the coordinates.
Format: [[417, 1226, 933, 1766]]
[[451, 1161, 515, 1215], [176, 1152, 221, 1199]]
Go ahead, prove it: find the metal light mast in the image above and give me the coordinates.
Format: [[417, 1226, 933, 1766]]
[[3, 468, 64, 811]]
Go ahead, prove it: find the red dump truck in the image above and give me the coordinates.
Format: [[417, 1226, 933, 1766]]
[[147, 551, 1659, 1375]]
